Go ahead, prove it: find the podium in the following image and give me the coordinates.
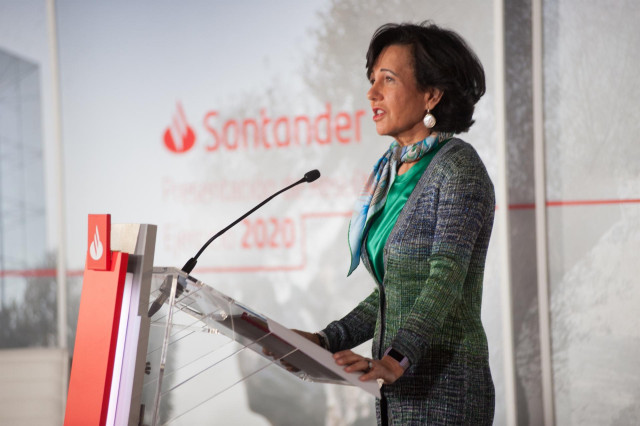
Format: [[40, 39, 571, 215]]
[[65, 218, 378, 426], [142, 267, 379, 425]]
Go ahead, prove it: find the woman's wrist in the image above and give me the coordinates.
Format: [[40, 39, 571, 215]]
[[314, 331, 330, 350], [380, 355, 406, 382]]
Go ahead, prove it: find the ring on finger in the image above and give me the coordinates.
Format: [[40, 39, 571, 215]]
[[366, 359, 374, 372]]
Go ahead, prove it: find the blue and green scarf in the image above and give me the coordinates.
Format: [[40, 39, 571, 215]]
[[347, 132, 453, 276]]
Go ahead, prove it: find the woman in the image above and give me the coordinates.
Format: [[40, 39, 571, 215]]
[[302, 22, 495, 424]]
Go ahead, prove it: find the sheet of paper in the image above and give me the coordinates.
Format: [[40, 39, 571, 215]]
[[267, 320, 381, 398]]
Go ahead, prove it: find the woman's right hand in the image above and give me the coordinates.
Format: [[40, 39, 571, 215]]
[[263, 329, 320, 358], [264, 330, 322, 373], [291, 329, 321, 346]]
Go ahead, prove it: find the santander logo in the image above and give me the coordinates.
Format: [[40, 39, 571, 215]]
[[163, 101, 366, 155], [163, 102, 196, 154], [87, 214, 110, 271], [89, 226, 104, 261]]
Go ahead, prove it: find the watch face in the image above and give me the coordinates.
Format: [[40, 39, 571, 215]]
[[387, 348, 403, 361], [385, 347, 409, 369]]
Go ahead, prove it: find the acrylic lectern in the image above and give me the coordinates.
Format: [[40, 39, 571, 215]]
[[140, 267, 379, 425], [65, 218, 378, 426]]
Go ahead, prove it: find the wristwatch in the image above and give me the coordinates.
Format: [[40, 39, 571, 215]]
[[384, 347, 410, 370]]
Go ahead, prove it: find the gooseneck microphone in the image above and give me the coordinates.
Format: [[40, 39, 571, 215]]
[[148, 169, 321, 317], [181, 169, 320, 275]]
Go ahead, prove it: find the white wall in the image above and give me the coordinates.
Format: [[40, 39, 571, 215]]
[[0, 348, 68, 426]]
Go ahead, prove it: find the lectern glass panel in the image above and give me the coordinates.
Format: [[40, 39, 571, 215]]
[[139, 267, 378, 425]]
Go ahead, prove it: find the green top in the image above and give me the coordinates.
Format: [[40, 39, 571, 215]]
[[366, 141, 448, 283]]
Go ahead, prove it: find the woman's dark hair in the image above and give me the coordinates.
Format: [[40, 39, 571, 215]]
[[366, 22, 486, 133]]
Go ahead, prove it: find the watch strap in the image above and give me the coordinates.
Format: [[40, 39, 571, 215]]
[[384, 347, 410, 369]]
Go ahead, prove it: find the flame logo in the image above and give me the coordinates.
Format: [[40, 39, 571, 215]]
[[89, 226, 104, 260], [163, 101, 196, 153]]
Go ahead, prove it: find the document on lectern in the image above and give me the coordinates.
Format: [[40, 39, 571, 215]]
[[266, 320, 381, 398], [151, 267, 381, 399], [222, 309, 380, 398]]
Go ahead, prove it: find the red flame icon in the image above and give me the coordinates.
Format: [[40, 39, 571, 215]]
[[163, 101, 196, 153], [89, 226, 104, 261]]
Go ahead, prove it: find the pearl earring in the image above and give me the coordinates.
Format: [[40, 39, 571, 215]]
[[423, 109, 436, 129]]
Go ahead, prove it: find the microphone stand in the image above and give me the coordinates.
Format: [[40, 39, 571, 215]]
[[148, 169, 321, 317]]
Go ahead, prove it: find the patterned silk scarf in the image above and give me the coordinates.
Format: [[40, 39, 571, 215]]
[[347, 132, 453, 276]]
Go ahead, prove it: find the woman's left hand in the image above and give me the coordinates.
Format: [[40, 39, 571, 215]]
[[333, 350, 405, 385]]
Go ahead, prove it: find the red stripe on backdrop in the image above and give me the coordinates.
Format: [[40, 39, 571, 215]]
[[508, 203, 536, 210], [0, 268, 84, 278], [546, 198, 640, 207], [2, 199, 638, 277], [500, 198, 640, 210]]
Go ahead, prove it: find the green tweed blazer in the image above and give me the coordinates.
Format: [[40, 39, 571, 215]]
[[322, 139, 495, 425]]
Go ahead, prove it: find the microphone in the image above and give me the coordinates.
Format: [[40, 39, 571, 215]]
[[148, 169, 321, 317], [304, 169, 320, 183]]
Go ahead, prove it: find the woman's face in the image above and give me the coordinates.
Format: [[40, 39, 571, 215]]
[[367, 44, 438, 146]]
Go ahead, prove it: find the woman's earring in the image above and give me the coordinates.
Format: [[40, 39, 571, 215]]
[[423, 109, 436, 129]]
